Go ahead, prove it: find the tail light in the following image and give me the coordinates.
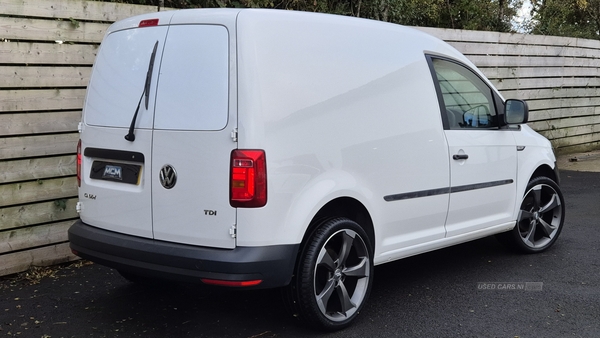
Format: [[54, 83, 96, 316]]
[[77, 139, 82, 187], [230, 150, 267, 208]]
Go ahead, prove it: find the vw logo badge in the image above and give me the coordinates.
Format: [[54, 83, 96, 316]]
[[159, 165, 177, 189]]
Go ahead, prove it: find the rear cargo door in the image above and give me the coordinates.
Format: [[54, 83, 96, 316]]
[[151, 24, 237, 248], [80, 23, 170, 239]]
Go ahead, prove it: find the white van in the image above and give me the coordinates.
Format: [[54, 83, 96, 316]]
[[69, 9, 565, 330]]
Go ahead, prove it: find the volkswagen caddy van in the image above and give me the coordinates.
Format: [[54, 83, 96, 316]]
[[69, 9, 565, 331]]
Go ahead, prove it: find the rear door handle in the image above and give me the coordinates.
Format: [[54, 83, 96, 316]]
[[453, 154, 469, 160]]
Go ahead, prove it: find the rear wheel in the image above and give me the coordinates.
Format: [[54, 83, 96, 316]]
[[498, 176, 565, 253], [288, 218, 374, 331]]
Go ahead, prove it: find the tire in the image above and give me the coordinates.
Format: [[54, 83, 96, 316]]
[[287, 218, 374, 331], [497, 176, 565, 253]]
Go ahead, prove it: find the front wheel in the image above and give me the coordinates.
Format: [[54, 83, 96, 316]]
[[288, 218, 374, 331], [498, 176, 565, 253]]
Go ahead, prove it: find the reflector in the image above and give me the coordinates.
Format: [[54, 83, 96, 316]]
[[201, 278, 262, 287]]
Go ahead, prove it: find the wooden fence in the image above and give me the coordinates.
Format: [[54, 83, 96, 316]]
[[0, 0, 165, 276], [0, 0, 599, 276], [419, 27, 600, 153]]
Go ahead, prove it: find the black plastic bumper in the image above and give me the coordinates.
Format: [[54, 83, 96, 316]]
[[68, 220, 299, 289]]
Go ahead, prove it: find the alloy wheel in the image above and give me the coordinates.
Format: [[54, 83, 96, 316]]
[[517, 182, 563, 249]]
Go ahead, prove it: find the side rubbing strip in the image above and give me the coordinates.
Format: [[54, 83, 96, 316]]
[[384, 179, 514, 202], [84, 148, 145, 163], [450, 179, 514, 193], [384, 187, 450, 202]]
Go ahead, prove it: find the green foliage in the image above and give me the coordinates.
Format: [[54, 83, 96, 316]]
[[372, 0, 523, 31], [98, 0, 523, 32], [54, 199, 68, 211], [530, 0, 600, 39], [69, 17, 81, 28]]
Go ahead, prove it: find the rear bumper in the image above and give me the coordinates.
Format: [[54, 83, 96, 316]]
[[68, 220, 299, 289]]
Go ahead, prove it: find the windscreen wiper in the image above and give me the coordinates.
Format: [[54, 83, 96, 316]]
[[125, 40, 159, 142]]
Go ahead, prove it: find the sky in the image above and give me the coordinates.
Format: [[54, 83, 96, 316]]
[[513, 0, 533, 32]]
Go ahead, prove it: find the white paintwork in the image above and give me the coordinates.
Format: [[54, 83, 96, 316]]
[[151, 130, 236, 248], [151, 22, 237, 248], [78, 126, 154, 238], [80, 9, 557, 268], [81, 12, 238, 249], [444, 130, 518, 237], [375, 221, 516, 265], [235, 11, 453, 256], [512, 124, 557, 218]]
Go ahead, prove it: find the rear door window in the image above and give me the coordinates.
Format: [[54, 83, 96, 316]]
[[153, 25, 229, 131], [85, 26, 168, 129]]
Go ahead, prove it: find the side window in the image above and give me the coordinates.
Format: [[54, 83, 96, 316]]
[[430, 57, 498, 130]]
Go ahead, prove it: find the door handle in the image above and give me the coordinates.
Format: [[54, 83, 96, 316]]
[[453, 154, 469, 160]]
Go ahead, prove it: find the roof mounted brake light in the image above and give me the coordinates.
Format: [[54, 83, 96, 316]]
[[139, 19, 159, 27]]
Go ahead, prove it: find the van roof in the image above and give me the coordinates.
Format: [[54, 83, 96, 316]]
[[105, 9, 456, 55], [108, 10, 472, 59]]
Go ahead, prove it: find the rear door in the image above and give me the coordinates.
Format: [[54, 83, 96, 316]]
[[151, 24, 237, 248], [80, 22, 170, 239]]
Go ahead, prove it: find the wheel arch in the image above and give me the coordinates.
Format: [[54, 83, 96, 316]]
[[530, 163, 559, 184], [285, 198, 376, 329], [512, 160, 561, 225], [498, 175, 565, 253], [299, 197, 375, 254]]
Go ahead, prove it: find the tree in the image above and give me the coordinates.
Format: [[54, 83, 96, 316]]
[[529, 0, 600, 39], [395, 0, 524, 32], [104, 0, 524, 33]]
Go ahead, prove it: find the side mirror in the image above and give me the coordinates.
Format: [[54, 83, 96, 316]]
[[504, 99, 529, 125]]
